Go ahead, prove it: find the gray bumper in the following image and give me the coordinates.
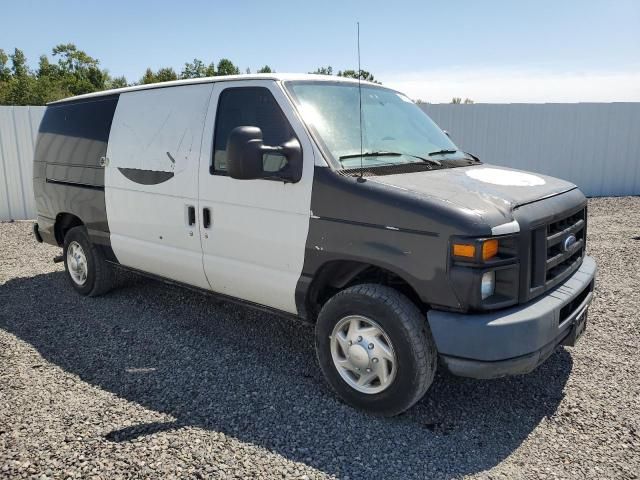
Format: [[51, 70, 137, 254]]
[[428, 256, 596, 379], [34, 215, 57, 246]]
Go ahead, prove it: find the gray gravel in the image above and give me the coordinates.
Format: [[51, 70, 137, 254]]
[[1, 197, 639, 479]]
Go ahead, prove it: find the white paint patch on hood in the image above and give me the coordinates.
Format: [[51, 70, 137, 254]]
[[466, 168, 546, 187]]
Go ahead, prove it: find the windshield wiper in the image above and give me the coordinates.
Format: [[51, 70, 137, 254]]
[[339, 151, 441, 166], [428, 149, 458, 156]]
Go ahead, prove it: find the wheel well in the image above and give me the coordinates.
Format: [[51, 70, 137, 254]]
[[54, 213, 84, 245], [306, 261, 424, 321]]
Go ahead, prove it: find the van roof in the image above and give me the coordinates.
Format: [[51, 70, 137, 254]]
[[48, 73, 385, 105]]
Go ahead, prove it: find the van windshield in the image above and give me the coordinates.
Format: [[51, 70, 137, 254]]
[[285, 81, 470, 169]]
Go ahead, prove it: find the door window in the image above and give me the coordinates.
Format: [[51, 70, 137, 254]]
[[212, 87, 295, 174]]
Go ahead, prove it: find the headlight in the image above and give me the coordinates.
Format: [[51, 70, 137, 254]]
[[481, 271, 496, 299], [449, 234, 519, 311]]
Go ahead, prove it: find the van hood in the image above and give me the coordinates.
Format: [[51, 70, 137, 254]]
[[369, 164, 576, 226]]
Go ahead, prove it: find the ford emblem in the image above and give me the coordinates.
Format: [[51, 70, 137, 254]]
[[563, 234, 577, 252]]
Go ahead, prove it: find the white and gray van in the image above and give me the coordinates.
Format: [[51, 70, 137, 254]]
[[33, 74, 596, 416]]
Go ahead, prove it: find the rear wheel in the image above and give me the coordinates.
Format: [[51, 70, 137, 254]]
[[63, 226, 114, 296], [315, 284, 437, 416]]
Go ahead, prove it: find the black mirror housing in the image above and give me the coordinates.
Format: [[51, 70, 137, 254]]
[[226, 126, 303, 183], [226, 126, 265, 180]]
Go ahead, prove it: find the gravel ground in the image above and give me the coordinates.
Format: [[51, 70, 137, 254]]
[[1, 197, 639, 479]]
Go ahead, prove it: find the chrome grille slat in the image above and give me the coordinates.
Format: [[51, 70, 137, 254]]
[[546, 219, 585, 247], [546, 239, 584, 269]]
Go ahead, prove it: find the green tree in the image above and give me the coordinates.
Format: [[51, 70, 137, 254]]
[[451, 97, 462, 104], [155, 67, 178, 82], [140, 68, 156, 84], [37, 55, 57, 78], [310, 66, 380, 83], [463, 98, 474, 104], [10, 48, 29, 77], [52, 44, 99, 73], [337, 69, 379, 83], [50, 44, 106, 95], [216, 58, 240, 76], [310, 66, 333, 75], [2, 48, 36, 105], [205, 62, 216, 77], [0, 49, 11, 81], [0, 50, 10, 104], [0, 44, 130, 105], [181, 58, 207, 78], [107, 75, 128, 89], [0, 43, 389, 105], [140, 67, 177, 84]]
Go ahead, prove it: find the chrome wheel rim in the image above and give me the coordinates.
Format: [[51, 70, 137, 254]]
[[67, 241, 88, 286], [330, 315, 397, 394]]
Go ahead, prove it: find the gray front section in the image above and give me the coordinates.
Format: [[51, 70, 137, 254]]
[[296, 166, 494, 319], [297, 162, 597, 377], [429, 256, 596, 377], [297, 164, 586, 316]]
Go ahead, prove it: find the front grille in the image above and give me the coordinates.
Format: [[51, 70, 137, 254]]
[[530, 207, 586, 292]]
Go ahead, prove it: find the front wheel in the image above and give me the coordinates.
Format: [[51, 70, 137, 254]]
[[315, 284, 437, 416]]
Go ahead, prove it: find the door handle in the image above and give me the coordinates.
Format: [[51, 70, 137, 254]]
[[187, 205, 196, 226], [203, 208, 211, 228]]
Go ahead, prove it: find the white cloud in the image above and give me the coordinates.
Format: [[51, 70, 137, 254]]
[[380, 67, 640, 103]]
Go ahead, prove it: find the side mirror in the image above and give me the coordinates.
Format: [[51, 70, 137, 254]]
[[226, 126, 302, 183]]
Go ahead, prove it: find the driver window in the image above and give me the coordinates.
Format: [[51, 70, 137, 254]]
[[212, 87, 295, 173]]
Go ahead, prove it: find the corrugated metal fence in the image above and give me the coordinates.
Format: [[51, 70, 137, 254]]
[[0, 106, 45, 221], [421, 102, 640, 197], [0, 103, 638, 221]]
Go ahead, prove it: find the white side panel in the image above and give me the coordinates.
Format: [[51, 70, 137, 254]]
[[105, 84, 214, 289], [199, 80, 314, 313]]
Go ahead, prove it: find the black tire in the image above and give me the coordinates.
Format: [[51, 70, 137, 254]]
[[315, 284, 437, 416], [62, 226, 115, 297]]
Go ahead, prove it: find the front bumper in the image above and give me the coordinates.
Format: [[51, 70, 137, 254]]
[[428, 255, 596, 379]]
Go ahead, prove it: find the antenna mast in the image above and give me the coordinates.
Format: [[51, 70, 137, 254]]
[[357, 22, 365, 182]]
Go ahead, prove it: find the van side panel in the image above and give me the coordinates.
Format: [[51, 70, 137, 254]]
[[33, 95, 119, 254]]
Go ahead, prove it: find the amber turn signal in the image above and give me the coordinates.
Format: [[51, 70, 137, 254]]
[[452, 243, 476, 258], [482, 239, 499, 260]]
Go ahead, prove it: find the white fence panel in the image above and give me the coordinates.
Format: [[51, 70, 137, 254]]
[[0, 106, 45, 221], [421, 103, 640, 197]]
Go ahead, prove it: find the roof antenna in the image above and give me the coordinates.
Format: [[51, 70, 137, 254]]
[[356, 21, 366, 183]]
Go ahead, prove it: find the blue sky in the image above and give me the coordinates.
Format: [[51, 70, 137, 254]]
[[3, 0, 639, 102]]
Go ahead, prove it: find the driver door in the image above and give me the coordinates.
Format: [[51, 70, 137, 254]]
[[198, 80, 315, 314]]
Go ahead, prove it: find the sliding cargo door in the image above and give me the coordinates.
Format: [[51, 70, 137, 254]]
[[105, 84, 213, 288]]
